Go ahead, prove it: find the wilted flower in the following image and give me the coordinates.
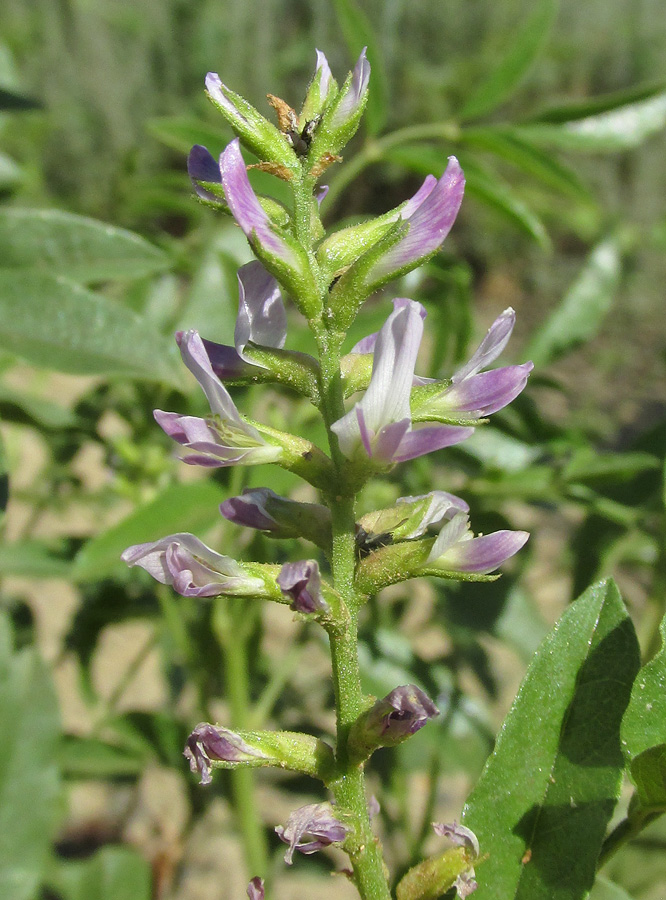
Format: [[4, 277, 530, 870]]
[[246, 878, 264, 900], [184, 723, 270, 785], [121, 533, 266, 598], [331, 300, 473, 465], [349, 685, 439, 760], [275, 802, 349, 865], [426, 512, 529, 575], [414, 308, 533, 421], [155, 330, 282, 468], [432, 822, 480, 898], [277, 560, 329, 614]]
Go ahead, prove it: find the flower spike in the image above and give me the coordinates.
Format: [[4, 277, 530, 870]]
[[331, 300, 473, 466]]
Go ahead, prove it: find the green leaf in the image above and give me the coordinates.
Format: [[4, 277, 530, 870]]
[[0, 87, 40, 111], [463, 580, 640, 899], [0, 271, 180, 382], [331, 0, 387, 136], [621, 615, 666, 810], [0, 209, 170, 282], [459, 126, 589, 198], [72, 480, 228, 581], [50, 847, 151, 900], [460, 0, 558, 121], [58, 735, 147, 780], [563, 450, 659, 486], [525, 237, 622, 367], [530, 81, 666, 124], [0, 383, 79, 430], [147, 115, 230, 155], [0, 153, 22, 190], [516, 92, 666, 152], [588, 875, 636, 900], [0, 541, 71, 578], [0, 615, 62, 900]]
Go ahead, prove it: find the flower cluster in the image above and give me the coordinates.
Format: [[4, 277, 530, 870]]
[[123, 48, 532, 900]]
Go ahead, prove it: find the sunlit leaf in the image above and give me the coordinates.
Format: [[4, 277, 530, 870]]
[[0, 272, 180, 382], [72, 480, 228, 582], [0, 615, 61, 900], [525, 237, 622, 366], [463, 580, 640, 899], [517, 92, 666, 152], [0, 209, 170, 282], [460, 0, 558, 121]]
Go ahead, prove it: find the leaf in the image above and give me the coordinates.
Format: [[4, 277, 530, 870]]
[[331, 0, 388, 136], [146, 116, 230, 155], [516, 92, 666, 152], [0, 152, 22, 190], [58, 735, 147, 780], [72, 480, 228, 581], [0, 430, 7, 517], [0, 541, 71, 578], [529, 81, 666, 124], [459, 126, 589, 198], [463, 580, 640, 899], [0, 615, 62, 900], [621, 615, 666, 810], [0, 383, 79, 430], [0, 209, 170, 282], [0, 87, 40, 111], [460, 0, 558, 121], [50, 847, 151, 900], [525, 237, 622, 367], [588, 875, 636, 900], [0, 271, 180, 382], [563, 450, 659, 486]]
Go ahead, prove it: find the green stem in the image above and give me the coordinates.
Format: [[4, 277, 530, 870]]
[[215, 598, 269, 880], [597, 807, 664, 869], [325, 121, 461, 208]]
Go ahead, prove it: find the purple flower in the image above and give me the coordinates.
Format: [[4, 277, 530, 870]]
[[357, 490, 469, 548], [426, 512, 529, 575], [221, 488, 331, 548], [246, 878, 264, 900], [349, 685, 439, 759], [329, 48, 371, 130], [154, 330, 282, 468], [220, 139, 294, 262], [277, 560, 329, 614], [184, 723, 270, 785], [366, 157, 465, 287], [415, 308, 533, 420], [331, 300, 473, 465], [121, 533, 265, 598], [187, 144, 227, 205], [432, 821, 480, 858], [193, 261, 287, 380], [275, 802, 349, 865]]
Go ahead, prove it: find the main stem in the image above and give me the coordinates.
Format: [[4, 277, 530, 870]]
[[316, 330, 392, 900]]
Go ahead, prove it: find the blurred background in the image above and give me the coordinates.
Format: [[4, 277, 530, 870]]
[[0, 1, 665, 898]]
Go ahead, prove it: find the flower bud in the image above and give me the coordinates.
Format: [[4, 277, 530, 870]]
[[309, 49, 370, 164], [300, 49, 336, 124], [221, 489, 331, 551], [348, 685, 439, 761], [277, 560, 329, 614], [275, 802, 349, 865], [246, 878, 264, 900]]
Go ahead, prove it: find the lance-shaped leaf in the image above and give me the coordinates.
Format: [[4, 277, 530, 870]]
[[411, 307, 533, 424], [276, 802, 349, 865], [327, 159, 464, 328], [621, 614, 666, 813], [205, 72, 296, 168], [220, 140, 320, 316], [121, 533, 267, 598], [184, 723, 334, 785], [331, 300, 473, 468], [463, 579, 640, 899]]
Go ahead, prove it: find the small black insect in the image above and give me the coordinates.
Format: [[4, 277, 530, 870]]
[[354, 525, 394, 559]]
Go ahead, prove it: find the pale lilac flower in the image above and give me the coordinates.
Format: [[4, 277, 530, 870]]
[[246, 878, 264, 900], [313, 50, 333, 101], [417, 308, 533, 419], [187, 144, 226, 204], [221, 488, 331, 548], [426, 512, 529, 575], [121, 533, 265, 598], [432, 821, 480, 858], [329, 48, 371, 130], [350, 685, 439, 758], [331, 300, 473, 464], [206, 72, 251, 125], [277, 560, 329, 614], [276, 802, 349, 865], [155, 330, 282, 468], [220, 139, 297, 265], [184, 723, 270, 785]]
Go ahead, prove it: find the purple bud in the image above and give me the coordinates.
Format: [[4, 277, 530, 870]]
[[221, 489, 279, 532], [275, 802, 349, 865], [184, 723, 270, 785], [349, 685, 439, 759], [277, 560, 329, 614], [246, 878, 264, 900], [187, 145, 226, 204], [221, 488, 332, 549], [329, 48, 371, 129], [121, 533, 265, 598]]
